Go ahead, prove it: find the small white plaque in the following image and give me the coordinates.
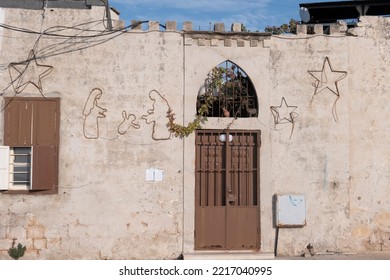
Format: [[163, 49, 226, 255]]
[[154, 169, 164, 182], [146, 168, 155, 181]]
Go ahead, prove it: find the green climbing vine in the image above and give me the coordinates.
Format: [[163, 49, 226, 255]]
[[167, 66, 227, 138], [167, 95, 215, 138]]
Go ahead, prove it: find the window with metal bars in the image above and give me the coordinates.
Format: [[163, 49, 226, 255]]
[[197, 60, 258, 118], [10, 147, 32, 188], [0, 97, 60, 194]]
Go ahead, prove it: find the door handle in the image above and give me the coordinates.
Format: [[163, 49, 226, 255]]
[[227, 189, 236, 204]]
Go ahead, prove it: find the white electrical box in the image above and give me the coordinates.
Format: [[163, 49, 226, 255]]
[[275, 194, 306, 227]]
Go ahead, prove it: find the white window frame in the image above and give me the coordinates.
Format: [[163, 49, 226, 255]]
[[0, 146, 10, 190], [0, 146, 32, 191]]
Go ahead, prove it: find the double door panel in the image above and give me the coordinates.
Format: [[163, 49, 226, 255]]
[[195, 130, 260, 250]]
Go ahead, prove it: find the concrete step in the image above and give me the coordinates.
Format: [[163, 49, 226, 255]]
[[183, 251, 275, 260]]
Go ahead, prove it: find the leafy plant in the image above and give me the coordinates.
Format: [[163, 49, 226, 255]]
[[167, 94, 214, 138], [167, 66, 227, 138], [265, 19, 299, 34], [8, 241, 26, 260]]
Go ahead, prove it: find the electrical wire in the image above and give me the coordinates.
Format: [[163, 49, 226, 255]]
[[0, 2, 350, 120], [0, 19, 148, 39], [0, 8, 150, 112], [0, 19, 151, 63]]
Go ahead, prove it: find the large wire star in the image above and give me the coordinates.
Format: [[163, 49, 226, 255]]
[[270, 97, 298, 139], [308, 57, 347, 121], [8, 50, 53, 94]]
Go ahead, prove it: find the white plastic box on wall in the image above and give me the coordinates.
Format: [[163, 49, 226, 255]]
[[275, 194, 306, 227]]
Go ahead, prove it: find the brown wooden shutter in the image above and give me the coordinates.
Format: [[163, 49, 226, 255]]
[[33, 99, 60, 146], [31, 146, 58, 191], [4, 98, 60, 192], [31, 98, 60, 191], [4, 98, 32, 146]]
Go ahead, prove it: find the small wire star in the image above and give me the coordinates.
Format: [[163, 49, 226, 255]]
[[270, 97, 299, 139], [8, 50, 53, 94]]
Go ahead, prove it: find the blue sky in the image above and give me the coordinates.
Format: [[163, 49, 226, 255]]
[[109, 0, 339, 32]]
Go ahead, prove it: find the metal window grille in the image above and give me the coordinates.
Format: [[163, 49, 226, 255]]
[[197, 61, 258, 118], [195, 130, 259, 208], [10, 147, 31, 187]]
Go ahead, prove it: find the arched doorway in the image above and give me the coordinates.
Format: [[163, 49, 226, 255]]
[[194, 61, 261, 250]]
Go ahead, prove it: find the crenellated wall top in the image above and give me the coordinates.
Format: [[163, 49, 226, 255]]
[[128, 16, 390, 41]]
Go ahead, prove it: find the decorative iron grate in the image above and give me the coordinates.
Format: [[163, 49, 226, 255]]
[[197, 61, 258, 118]]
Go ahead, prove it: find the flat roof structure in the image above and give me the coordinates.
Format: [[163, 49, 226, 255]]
[[0, 0, 105, 10], [299, 1, 390, 23]]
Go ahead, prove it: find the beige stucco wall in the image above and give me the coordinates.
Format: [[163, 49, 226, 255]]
[[0, 7, 185, 259], [268, 17, 390, 255], [0, 6, 389, 259]]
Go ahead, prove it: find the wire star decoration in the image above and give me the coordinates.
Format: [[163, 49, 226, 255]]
[[270, 97, 299, 139], [308, 57, 347, 121], [8, 50, 53, 95]]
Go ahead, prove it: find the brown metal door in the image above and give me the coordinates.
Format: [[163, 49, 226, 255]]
[[195, 130, 260, 250]]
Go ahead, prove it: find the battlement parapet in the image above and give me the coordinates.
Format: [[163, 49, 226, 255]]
[[296, 22, 348, 36], [129, 16, 390, 42], [129, 20, 347, 37], [130, 21, 271, 47], [130, 21, 251, 33]]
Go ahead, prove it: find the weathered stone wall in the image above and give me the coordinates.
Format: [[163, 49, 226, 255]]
[[266, 16, 390, 255], [347, 17, 390, 253], [0, 5, 389, 259], [0, 7, 185, 259]]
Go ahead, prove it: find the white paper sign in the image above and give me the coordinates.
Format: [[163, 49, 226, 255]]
[[146, 168, 164, 182], [145, 168, 155, 181], [154, 169, 164, 182]]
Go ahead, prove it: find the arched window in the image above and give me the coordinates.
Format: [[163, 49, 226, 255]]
[[197, 61, 258, 118]]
